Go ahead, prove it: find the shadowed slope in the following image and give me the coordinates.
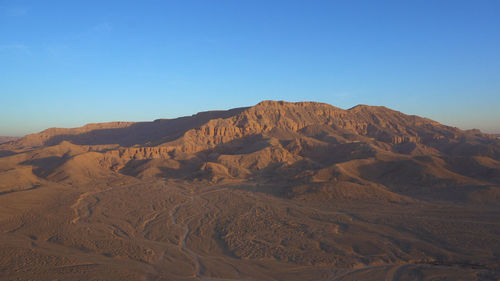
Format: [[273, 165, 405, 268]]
[[11, 107, 249, 148]]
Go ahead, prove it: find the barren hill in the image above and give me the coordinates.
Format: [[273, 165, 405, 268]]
[[5, 100, 499, 195], [0, 136, 20, 144], [1, 101, 499, 281]]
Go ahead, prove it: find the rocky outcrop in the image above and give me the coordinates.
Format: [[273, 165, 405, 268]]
[[2, 100, 499, 190]]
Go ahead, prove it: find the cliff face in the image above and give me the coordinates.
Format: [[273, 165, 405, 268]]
[[1, 101, 499, 198], [168, 101, 457, 152]]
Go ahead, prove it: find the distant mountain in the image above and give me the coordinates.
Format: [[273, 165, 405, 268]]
[[0, 136, 20, 144]]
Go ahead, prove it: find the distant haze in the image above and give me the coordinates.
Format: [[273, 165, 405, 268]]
[[1, 1, 499, 136]]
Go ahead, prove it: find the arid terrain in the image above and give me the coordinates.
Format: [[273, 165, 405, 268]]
[[1, 101, 499, 280], [0, 137, 19, 145]]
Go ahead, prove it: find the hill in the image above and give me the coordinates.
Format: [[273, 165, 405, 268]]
[[4, 100, 499, 200], [0, 101, 499, 281], [0, 136, 20, 144]]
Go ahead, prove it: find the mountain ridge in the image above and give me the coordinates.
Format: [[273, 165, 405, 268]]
[[9, 100, 479, 149], [2, 100, 499, 200]]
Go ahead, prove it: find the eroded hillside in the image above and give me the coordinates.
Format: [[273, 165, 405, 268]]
[[0, 101, 499, 280]]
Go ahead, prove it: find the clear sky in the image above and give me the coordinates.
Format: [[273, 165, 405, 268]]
[[1, 0, 499, 136]]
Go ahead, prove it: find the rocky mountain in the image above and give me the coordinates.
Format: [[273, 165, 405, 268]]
[[1, 101, 499, 281], [3, 101, 499, 199]]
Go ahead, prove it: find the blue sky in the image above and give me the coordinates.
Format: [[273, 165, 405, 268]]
[[1, 0, 499, 136]]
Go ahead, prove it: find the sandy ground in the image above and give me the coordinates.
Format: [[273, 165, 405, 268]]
[[1, 178, 498, 281]]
